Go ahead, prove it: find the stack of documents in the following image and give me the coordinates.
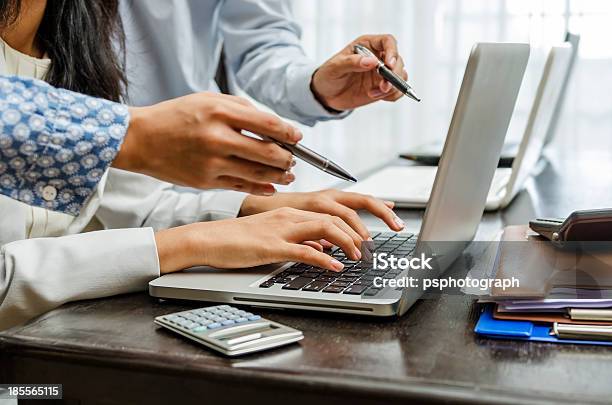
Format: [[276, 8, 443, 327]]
[[473, 226, 612, 345], [475, 304, 612, 345]]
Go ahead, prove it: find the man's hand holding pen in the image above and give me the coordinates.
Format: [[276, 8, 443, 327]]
[[311, 34, 411, 111], [117, 34, 415, 193]]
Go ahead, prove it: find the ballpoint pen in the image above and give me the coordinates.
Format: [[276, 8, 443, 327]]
[[552, 322, 612, 341], [265, 138, 357, 183], [569, 308, 612, 322], [354, 44, 421, 102]]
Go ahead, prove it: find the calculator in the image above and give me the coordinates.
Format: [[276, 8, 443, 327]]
[[154, 305, 303, 356]]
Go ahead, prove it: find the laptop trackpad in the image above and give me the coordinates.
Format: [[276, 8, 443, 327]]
[[152, 264, 284, 292]]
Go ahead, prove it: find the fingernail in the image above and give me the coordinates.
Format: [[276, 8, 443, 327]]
[[283, 171, 295, 184], [360, 56, 378, 68], [370, 89, 385, 98], [388, 56, 397, 67], [320, 239, 334, 248], [354, 248, 362, 260], [292, 129, 303, 143], [394, 215, 405, 229], [330, 259, 344, 272], [290, 158, 297, 168], [381, 81, 392, 93], [262, 185, 276, 196]]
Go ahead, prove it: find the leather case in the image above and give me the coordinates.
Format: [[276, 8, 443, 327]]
[[490, 225, 612, 298]]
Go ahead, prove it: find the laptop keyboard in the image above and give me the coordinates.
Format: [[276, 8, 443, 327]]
[[259, 232, 416, 297]]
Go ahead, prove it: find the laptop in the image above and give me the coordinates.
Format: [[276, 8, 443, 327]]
[[347, 44, 573, 212], [149, 43, 530, 317], [402, 31, 580, 168]]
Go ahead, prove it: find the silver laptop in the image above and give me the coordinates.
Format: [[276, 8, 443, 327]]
[[347, 44, 573, 211], [401, 31, 580, 167], [149, 43, 530, 317]]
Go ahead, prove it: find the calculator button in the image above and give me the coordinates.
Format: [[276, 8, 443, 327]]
[[222, 319, 235, 326], [244, 312, 254, 318], [228, 315, 239, 320], [207, 322, 222, 329], [193, 326, 208, 333], [236, 317, 248, 323], [184, 322, 198, 329], [247, 315, 261, 321], [219, 305, 231, 310]]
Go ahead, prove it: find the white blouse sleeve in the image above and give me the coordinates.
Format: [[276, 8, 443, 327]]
[[0, 227, 159, 330], [95, 169, 248, 231]]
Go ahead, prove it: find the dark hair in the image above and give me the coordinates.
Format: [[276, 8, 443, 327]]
[[0, 0, 126, 102]]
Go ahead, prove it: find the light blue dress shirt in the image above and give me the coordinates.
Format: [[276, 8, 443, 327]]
[[120, 0, 348, 126]]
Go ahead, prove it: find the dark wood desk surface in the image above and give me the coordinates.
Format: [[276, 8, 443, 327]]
[[2, 144, 612, 405]]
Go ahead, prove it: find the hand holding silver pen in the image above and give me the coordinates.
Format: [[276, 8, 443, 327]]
[[354, 44, 421, 102], [263, 136, 357, 183]]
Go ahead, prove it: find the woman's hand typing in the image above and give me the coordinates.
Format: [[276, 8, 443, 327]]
[[239, 189, 405, 240], [154, 207, 367, 274]]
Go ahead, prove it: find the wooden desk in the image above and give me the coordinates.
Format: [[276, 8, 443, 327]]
[[2, 146, 612, 404]]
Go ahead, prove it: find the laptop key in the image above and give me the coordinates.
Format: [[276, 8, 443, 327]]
[[302, 281, 328, 292], [342, 259, 359, 265], [259, 281, 275, 288], [363, 287, 382, 297], [330, 281, 350, 288], [306, 267, 324, 273], [322, 286, 345, 293], [343, 285, 368, 295], [282, 277, 313, 290]]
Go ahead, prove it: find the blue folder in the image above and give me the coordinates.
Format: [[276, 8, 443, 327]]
[[474, 305, 612, 346]]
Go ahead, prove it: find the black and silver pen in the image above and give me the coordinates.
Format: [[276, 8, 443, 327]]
[[270, 140, 357, 183], [354, 44, 421, 102]]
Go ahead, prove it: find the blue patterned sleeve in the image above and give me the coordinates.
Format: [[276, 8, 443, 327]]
[[0, 75, 129, 216]]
